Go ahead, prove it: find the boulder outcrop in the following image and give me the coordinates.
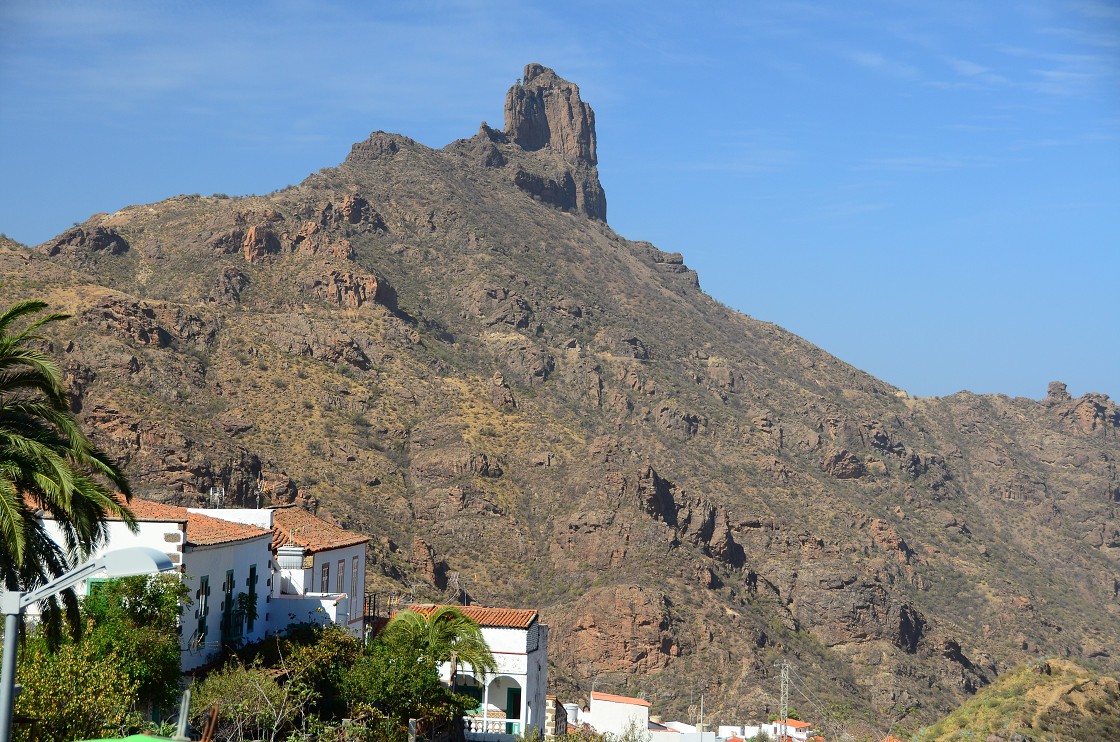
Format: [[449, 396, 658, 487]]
[[503, 63, 607, 220], [505, 62, 597, 165]]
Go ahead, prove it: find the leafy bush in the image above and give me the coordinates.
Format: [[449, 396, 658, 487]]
[[82, 573, 188, 710], [342, 636, 475, 742], [14, 633, 138, 741], [189, 660, 314, 742], [12, 573, 186, 740]]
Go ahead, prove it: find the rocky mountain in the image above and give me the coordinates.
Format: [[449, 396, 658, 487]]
[[3, 63, 1117, 735]]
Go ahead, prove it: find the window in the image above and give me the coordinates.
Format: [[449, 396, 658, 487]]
[[337, 560, 345, 592], [196, 575, 210, 641], [222, 569, 237, 640], [320, 562, 330, 593], [351, 557, 359, 599], [247, 565, 258, 632]]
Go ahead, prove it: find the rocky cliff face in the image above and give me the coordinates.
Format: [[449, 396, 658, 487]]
[[506, 63, 598, 166], [495, 63, 606, 221], [3, 65, 1118, 735]]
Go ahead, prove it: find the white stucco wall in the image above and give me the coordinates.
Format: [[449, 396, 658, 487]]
[[40, 517, 185, 570], [270, 593, 351, 630], [526, 624, 548, 732], [590, 696, 650, 738], [308, 544, 365, 621], [180, 535, 273, 671], [759, 722, 811, 742]]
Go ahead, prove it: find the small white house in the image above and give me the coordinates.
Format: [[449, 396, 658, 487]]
[[759, 719, 814, 742], [404, 604, 549, 740], [588, 691, 650, 738]]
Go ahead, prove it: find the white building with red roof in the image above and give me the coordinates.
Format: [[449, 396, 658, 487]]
[[41, 498, 275, 671], [193, 504, 370, 636], [405, 604, 549, 740], [760, 718, 814, 742], [40, 498, 371, 671], [587, 691, 650, 739]]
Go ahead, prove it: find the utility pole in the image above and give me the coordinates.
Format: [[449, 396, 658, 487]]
[[779, 662, 790, 742]]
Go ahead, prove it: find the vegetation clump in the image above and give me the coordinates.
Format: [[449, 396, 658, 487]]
[[187, 607, 496, 742], [915, 659, 1120, 741], [13, 574, 187, 740]]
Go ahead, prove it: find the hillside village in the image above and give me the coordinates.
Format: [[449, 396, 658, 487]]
[[38, 494, 839, 742]]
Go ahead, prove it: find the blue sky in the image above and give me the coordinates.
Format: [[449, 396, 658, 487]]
[[2, 1, 1117, 400]]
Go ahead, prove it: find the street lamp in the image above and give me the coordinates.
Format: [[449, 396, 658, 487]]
[[0, 546, 175, 742]]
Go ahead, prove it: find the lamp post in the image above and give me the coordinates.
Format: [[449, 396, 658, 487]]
[[0, 546, 175, 742]]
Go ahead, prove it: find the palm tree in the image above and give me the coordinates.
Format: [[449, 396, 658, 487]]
[[0, 300, 135, 640], [381, 605, 497, 688]]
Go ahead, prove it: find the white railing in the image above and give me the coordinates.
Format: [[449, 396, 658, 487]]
[[463, 717, 521, 736]]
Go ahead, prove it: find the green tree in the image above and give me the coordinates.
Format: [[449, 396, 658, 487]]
[[245, 622, 362, 721], [342, 637, 474, 741], [13, 630, 138, 741], [189, 660, 315, 742], [82, 574, 189, 711], [0, 300, 135, 640], [378, 606, 496, 686]]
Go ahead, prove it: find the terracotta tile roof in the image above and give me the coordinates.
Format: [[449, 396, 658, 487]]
[[407, 604, 539, 629], [123, 499, 272, 546], [779, 719, 811, 729], [271, 506, 370, 554], [591, 691, 651, 708]]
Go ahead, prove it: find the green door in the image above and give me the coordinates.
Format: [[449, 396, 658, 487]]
[[505, 687, 522, 733]]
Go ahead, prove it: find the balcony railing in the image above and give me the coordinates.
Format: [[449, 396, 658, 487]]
[[463, 717, 521, 736]]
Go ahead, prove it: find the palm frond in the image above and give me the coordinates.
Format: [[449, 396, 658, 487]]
[[0, 299, 133, 641]]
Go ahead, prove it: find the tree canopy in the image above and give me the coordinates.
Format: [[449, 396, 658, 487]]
[[378, 606, 497, 682], [0, 300, 135, 638]]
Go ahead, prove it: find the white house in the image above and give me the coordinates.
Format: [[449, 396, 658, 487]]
[[39, 497, 371, 671], [759, 719, 814, 742], [42, 499, 274, 672], [198, 504, 369, 636], [588, 691, 650, 738], [403, 604, 549, 740]]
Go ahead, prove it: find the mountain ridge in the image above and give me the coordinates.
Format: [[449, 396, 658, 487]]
[[3, 63, 1117, 735]]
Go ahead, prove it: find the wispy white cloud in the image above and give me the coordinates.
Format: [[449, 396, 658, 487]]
[[1071, 0, 1120, 22], [945, 57, 1011, 85]]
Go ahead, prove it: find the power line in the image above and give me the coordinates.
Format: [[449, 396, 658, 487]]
[[783, 662, 882, 742]]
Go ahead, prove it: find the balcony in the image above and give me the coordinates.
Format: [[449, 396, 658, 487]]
[[463, 716, 521, 741]]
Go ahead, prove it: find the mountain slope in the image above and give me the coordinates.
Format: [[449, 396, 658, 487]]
[[915, 659, 1120, 741], [3, 64, 1117, 733]]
